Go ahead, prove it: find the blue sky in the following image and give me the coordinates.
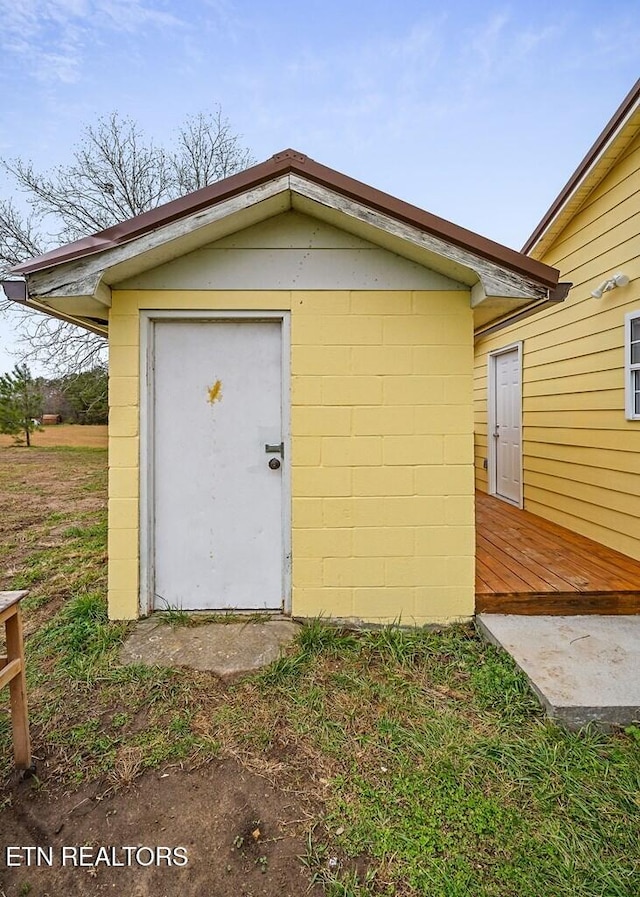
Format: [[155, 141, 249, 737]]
[[0, 0, 638, 373]]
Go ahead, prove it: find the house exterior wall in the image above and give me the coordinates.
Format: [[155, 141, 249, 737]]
[[474, 131, 640, 559], [108, 287, 475, 623]]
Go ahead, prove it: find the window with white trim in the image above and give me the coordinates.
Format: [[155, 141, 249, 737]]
[[625, 310, 640, 420]]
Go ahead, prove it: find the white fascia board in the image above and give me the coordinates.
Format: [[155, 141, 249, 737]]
[[24, 176, 292, 301], [527, 103, 640, 259], [290, 175, 549, 303], [23, 169, 548, 309], [470, 277, 542, 307]]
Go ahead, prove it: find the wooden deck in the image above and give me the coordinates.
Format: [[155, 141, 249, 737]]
[[475, 491, 640, 614]]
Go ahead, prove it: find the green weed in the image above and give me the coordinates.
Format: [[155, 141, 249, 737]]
[[297, 618, 359, 656]]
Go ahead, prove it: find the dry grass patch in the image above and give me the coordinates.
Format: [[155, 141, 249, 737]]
[[0, 423, 108, 448]]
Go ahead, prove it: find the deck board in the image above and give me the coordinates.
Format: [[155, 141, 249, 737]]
[[475, 492, 640, 614], [477, 500, 640, 588]]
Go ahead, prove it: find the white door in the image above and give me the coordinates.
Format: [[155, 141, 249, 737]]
[[152, 319, 284, 610], [492, 347, 522, 505]]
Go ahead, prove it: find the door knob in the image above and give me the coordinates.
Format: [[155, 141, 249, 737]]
[[268, 458, 281, 470]]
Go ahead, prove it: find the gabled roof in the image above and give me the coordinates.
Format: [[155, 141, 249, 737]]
[[16, 148, 556, 285], [523, 78, 640, 259], [9, 149, 563, 334]]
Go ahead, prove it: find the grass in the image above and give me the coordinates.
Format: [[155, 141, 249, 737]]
[[251, 627, 639, 897], [155, 603, 274, 627], [0, 423, 108, 449], [1, 446, 639, 895]]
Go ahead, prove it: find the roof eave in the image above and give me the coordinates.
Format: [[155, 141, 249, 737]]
[[17, 173, 559, 324], [523, 78, 640, 258], [14, 148, 558, 290]]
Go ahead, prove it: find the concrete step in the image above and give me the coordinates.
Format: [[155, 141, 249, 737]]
[[119, 616, 300, 679], [476, 614, 640, 730]]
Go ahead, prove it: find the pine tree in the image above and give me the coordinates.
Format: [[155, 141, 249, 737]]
[[0, 364, 43, 446]]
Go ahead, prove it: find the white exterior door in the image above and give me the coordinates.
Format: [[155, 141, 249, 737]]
[[151, 319, 284, 610], [491, 346, 522, 505]]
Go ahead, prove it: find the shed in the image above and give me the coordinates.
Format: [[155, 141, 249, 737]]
[[11, 150, 562, 622]]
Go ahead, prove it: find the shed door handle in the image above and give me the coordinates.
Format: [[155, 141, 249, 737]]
[[265, 442, 284, 459]]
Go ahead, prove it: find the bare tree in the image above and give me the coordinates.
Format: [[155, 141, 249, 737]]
[[0, 200, 43, 269], [172, 110, 253, 194], [1, 109, 253, 375]]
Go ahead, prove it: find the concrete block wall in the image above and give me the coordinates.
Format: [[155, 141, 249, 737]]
[[289, 290, 475, 624], [108, 289, 475, 623]]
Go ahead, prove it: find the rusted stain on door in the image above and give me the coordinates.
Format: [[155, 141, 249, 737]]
[[207, 380, 223, 404]]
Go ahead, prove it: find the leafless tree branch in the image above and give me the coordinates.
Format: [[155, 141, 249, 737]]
[[172, 108, 254, 193], [1, 109, 252, 375]]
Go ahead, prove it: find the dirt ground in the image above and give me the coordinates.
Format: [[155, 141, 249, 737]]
[[0, 762, 322, 897], [0, 424, 108, 449]]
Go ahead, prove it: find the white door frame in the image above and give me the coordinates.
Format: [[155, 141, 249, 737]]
[[139, 309, 291, 616], [487, 341, 523, 508]]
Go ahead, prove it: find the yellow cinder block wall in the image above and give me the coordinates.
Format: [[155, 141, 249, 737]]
[[108, 289, 475, 623]]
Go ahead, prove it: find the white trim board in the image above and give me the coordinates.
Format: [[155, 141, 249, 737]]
[[624, 309, 640, 421]]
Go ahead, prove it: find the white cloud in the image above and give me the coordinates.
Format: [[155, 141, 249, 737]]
[[469, 11, 510, 76], [0, 0, 185, 83], [96, 0, 183, 32]]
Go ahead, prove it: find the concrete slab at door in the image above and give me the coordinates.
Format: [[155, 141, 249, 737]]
[[152, 320, 283, 610], [477, 614, 640, 729], [493, 347, 521, 505]]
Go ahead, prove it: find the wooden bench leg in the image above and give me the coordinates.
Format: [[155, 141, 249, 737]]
[[5, 610, 32, 770]]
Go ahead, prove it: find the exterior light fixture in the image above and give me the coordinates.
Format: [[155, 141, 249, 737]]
[[590, 272, 630, 298]]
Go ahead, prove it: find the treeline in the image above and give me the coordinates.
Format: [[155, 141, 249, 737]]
[[0, 364, 108, 446], [41, 366, 108, 425]]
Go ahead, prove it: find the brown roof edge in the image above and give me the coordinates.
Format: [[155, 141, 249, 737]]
[[474, 282, 572, 340], [13, 154, 298, 275], [14, 148, 558, 288], [522, 78, 640, 255], [286, 155, 558, 287]]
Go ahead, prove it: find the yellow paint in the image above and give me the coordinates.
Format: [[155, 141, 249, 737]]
[[292, 406, 351, 436], [108, 406, 138, 438], [207, 380, 223, 404], [108, 467, 139, 499], [474, 128, 640, 559], [108, 528, 139, 559], [109, 377, 138, 407], [108, 498, 138, 530], [292, 498, 324, 527], [323, 557, 386, 587], [108, 345, 138, 377], [352, 466, 414, 496], [291, 437, 322, 466], [108, 315, 138, 346], [109, 588, 139, 620], [108, 288, 475, 623]]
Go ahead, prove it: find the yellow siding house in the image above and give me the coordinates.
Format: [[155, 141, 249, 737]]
[[11, 151, 560, 622], [474, 80, 640, 561]]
